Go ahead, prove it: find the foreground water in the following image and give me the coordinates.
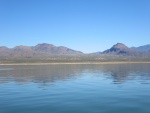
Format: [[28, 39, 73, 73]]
[[0, 64, 150, 113]]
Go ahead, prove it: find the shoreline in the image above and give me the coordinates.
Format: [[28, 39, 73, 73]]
[[1, 61, 150, 65]]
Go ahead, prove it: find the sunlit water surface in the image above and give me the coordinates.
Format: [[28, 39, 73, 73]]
[[0, 64, 150, 113]]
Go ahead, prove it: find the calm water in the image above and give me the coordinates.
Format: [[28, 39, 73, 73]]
[[0, 64, 150, 113]]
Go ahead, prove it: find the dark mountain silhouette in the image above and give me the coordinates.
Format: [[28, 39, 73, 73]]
[[103, 43, 128, 54], [131, 44, 150, 52], [102, 43, 149, 57]]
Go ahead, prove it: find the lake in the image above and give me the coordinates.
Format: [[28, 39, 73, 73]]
[[0, 63, 150, 113]]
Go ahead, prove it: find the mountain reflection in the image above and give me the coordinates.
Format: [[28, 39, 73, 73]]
[[0, 64, 150, 84]]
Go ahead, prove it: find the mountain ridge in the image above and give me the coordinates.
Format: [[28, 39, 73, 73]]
[[131, 44, 150, 51], [0, 43, 150, 59], [102, 43, 150, 57], [0, 43, 83, 58]]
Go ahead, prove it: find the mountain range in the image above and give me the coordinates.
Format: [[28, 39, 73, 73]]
[[0, 43, 150, 59], [131, 44, 150, 52], [0, 43, 82, 58], [102, 43, 150, 57]]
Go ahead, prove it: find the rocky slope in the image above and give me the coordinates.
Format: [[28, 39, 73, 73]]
[[131, 44, 150, 52], [102, 43, 149, 57], [0, 43, 150, 60], [0, 43, 83, 58]]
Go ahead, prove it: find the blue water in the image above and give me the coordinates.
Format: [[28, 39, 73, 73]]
[[0, 64, 150, 113]]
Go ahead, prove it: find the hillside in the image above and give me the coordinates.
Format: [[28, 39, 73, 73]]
[[0, 43, 150, 63], [0, 43, 83, 59], [102, 43, 150, 57], [131, 44, 150, 52]]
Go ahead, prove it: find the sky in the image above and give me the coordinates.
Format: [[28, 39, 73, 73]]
[[0, 0, 150, 53]]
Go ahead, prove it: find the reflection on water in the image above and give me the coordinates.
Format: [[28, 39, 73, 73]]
[[0, 64, 150, 113], [0, 64, 150, 84]]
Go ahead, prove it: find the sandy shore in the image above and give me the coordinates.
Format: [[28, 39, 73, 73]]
[[0, 62, 150, 65]]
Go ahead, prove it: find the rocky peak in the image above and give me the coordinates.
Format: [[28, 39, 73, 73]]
[[103, 43, 130, 55], [112, 43, 128, 50], [35, 43, 55, 48], [33, 43, 55, 52]]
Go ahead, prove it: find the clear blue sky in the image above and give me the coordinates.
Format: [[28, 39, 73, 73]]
[[0, 0, 150, 53]]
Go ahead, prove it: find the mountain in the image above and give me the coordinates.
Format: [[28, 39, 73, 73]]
[[10, 46, 34, 58], [102, 43, 149, 57], [131, 44, 150, 52], [32, 43, 81, 54], [103, 43, 129, 55], [91, 51, 102, 54], [0, 43, 150, 60], [0, 46, 11, 57], [0, 43, 83, 58]]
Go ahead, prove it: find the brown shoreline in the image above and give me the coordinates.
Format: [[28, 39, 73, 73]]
[[0, 62, 150, 65]]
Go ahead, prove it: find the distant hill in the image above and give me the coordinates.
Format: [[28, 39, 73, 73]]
[[0, 43, 150, 61], [103, 43, 129, 55], [102, 43, 149, 57], [32, 43, 82, 54], [91, 51, 102, 54], [0, 43, 83, 58], [131, 44, 150, 52]]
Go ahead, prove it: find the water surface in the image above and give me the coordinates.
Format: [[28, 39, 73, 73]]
[[0, 64, 150, 113]]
